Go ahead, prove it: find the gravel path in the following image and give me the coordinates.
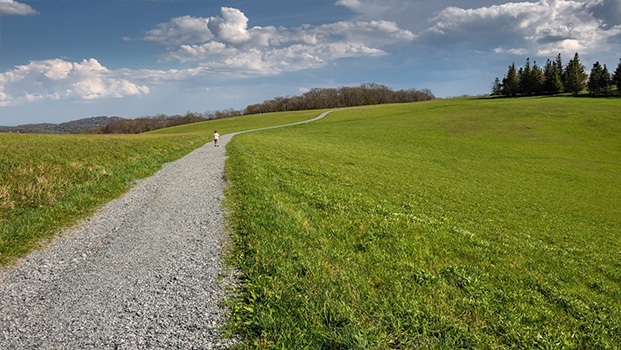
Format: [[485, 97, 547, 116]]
[[0, 111, 333, 349]]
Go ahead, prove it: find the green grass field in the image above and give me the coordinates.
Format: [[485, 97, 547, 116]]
[[0, 110, 322, 266], [223, 97, 621, 349], [147, 110, 324, 135]]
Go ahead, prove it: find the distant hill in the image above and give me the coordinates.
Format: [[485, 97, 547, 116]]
[[0, 116, 123, 134]]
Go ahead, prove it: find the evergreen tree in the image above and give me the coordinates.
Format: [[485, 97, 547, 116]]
[[531, 61, 545, 95], [555, 53, 564, 90], [495, 53, 617, 97], [564, 53, 588, 95], [502, 63, 519, 96], [543, 59, 563, 94], [519, 58, 533, 94], [588, 62, 612, 96], [588, 61, 604, 96], [613, 59, 621, 92], [491, 77, 502, 95], [600, 65, 612, 96]]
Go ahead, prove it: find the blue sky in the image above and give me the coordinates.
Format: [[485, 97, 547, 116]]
[[1, 0, 619, 126]]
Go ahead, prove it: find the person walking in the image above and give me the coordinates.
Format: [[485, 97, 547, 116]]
[[213, 130, 219, 147]]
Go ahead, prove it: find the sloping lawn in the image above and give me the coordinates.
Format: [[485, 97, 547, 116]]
[[224, 97, 621, 349]]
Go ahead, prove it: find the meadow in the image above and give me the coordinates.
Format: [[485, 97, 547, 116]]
[[147, 110, 323, 135], [223, 97, 621, 349], [0, 110, 320, 266]]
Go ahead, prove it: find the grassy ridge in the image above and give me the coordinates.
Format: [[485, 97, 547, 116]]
[[0, 110, 324, 266], [224, 97, 621, 348], [147, 110, 324, 135]]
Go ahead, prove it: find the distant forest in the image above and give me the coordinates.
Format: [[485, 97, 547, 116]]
[[81, 112, 231, 134], [0, 116, 122, 134], [243, 83, 435, 114], [493, 53, 621, 97], [84, 83, 435, 134]]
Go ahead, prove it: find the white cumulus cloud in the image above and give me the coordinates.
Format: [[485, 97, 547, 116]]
[[336, 0, 620, 59], [0, 58, 150, 106], [143, 7, 415, 75], [142, 15, 212, 46], [208, 7, 252, 45], [0, 0, 37, 15], [424, 0, 621, 57]]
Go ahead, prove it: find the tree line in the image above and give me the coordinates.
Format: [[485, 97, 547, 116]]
[[83, 83, 435, 134], [244, 83, 435, 114], [492, 53, 621, 97], [81, 110, 242, 134]]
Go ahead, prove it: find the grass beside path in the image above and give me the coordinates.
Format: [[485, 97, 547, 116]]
[[224, 97, 621, 349], [0, 110, 325, 266], [0, 133, 206, 266], [147, 110, 325, 136]]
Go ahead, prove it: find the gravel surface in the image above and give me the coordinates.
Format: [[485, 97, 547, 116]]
[[0, 111, 333, 349]]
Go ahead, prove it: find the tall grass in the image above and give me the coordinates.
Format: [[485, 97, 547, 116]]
[[0, 133, 207, 265], [0, 109, 325, 266], [224, 97, 621, 349]]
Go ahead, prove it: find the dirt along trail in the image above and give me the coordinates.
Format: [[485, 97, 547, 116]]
[[0, 110, 334, 349]]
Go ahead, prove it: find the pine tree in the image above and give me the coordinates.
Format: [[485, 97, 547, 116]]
[[491, 77, 502, 95], [502, 63, 519, 96], [531, 61, 545, 95], [613, 59, 621, 92], [600, 65, 612, 96], [543, 59, 563, 94], [555, 53, 564, 89], [564, 53, 588, 95], [588, 61, 604, 96], [519, 58, 533, 95], [588, 62, 612, 96]]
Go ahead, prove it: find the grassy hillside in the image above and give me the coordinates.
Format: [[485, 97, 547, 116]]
[[224, 97, 621, 349], [147, 110, 324, 135], [0, 110, 323, 266]]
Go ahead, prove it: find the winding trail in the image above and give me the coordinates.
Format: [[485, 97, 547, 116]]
[[0, 110, 334, 349]]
